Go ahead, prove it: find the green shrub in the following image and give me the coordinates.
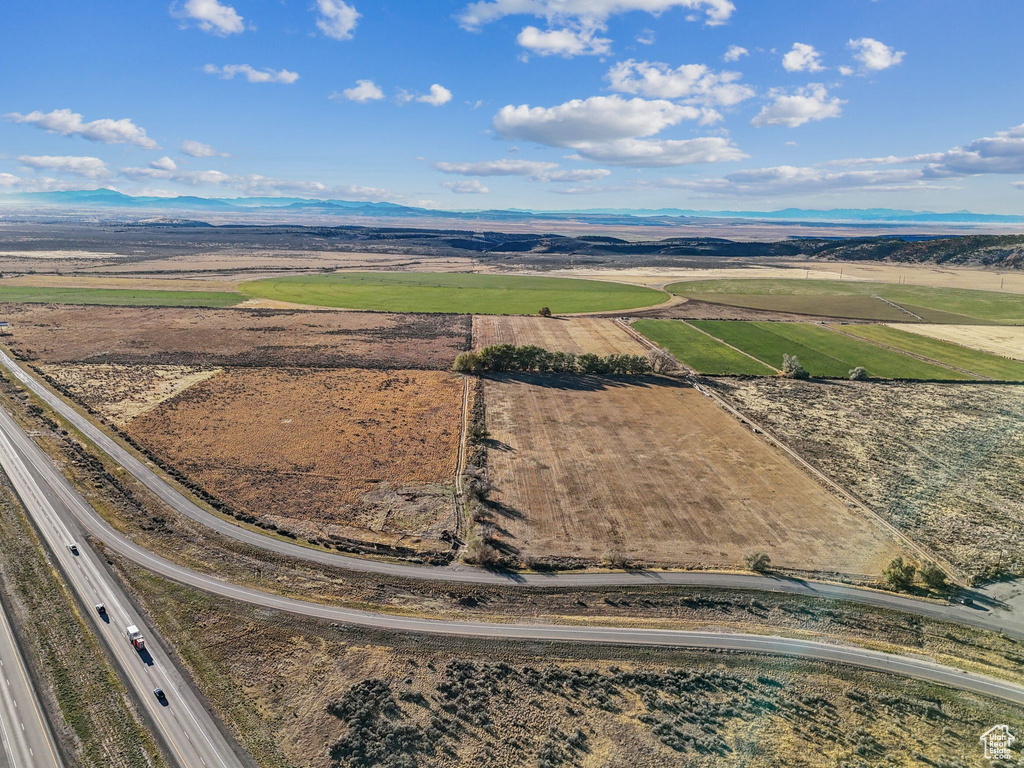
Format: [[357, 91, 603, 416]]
[[781, 354, 809, 379]]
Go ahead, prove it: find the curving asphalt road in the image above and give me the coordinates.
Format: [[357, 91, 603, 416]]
[[0, 349, 1020, 641], [1, 398, 1023, 710], [0, 598, 63, 768]]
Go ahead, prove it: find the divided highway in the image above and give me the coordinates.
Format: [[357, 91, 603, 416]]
[[0, 349, 1020, 640], [0, 397, 1023, 709], [0, 598, 62, 768], [0, 422, 246, 768]]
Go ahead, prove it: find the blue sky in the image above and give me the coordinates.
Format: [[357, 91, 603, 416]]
[[2, 0, 1023, 212]]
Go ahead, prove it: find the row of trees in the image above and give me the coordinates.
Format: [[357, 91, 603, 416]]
[[453, 344, 668, 375], [782, 354, 869, 381]]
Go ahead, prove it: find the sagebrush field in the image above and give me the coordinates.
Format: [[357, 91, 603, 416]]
[[124, 367, 464, 552]]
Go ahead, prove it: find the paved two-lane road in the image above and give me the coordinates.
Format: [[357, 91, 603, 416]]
[[0, 348, 1020, 640], [1, 400, 1023, 710], [0, 598, 62, 768]]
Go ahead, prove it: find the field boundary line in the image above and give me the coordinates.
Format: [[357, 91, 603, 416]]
[[886, 323, 1024, 363], [613, 318, 695, 373], [681, 320, 783, 373], [872, 295, 923, 321], [693, 381, 966, 586], [453, 374, 471, 545], [826, 325, 992, 380]]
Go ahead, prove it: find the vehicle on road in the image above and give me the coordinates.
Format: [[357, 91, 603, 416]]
[[94, 603, 105, 615], [126, 624, 145, 650], [153, 688, 166, 702], [67, 542, 78, 554]]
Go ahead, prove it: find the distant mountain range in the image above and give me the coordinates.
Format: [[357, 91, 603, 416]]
[[4, 188, 1024, 226]]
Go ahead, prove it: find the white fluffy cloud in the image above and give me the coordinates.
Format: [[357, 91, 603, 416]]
[[203, 64, 299, 84], [516, 26, 610, 56], [651, 166, 941, 196], [723, 45, 748, 62], [149, 156, 178, 171], [315, 0, 360, 41], [460, 1, 734, 58], [494, 95, 699, 146], [181, 140, 228, 158], [435, 159, 559, 176], [6, 108, 158, 148], [569, 136, 746, 166], [459, 0, 735, 30], [606, 59, 754, 107], [782, 42, 824, 73], [751, 84, 843, 128], [538, 168, 612, 182], [848, 37, 905, 71], [17, 155, 110, 179], [121, 166, 232, 186], [0, 173, 82, 193], [442, 179, 489, 194], [418, 84, 453, 106], [177, 0, 244, 35], [332, 79, 385, 103]]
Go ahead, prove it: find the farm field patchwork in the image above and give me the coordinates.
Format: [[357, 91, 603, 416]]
[[670, 279, 1024, 323], [690, 321, 970, 380], [0, 304, 470, 369], [240, 272, 668, 314], [0, 284, 241, 307], [832, 323, 1024, 380], [631, 319, 776, 375], [472, 315, 647, 356], [123, 367, 464, 552], [484, 374, 903, 576], [715, 379, 1024, 581]]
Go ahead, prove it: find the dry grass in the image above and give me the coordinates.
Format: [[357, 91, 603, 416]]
[[120, 568, 1024, 768], [890, 323, 1024, 361], [125, 367, 463, 550], [472, 316, 647, 355], [715, 379, 1024, 581], [483, 374, 903, 576], [2, 303, 470, 370], [37, 363, 220, 427]]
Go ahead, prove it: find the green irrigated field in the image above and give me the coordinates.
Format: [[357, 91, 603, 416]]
[[832, 323, 1024, 381], [690, 321, 971, 380], [670, 278, 1024, 324], [240, 272, 667, 315], [632, 319, 776, 375], [0, 285, 241, 307]]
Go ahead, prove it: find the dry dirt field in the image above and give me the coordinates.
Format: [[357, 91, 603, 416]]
[[890, 323, 1024, 360], [124, 367, 464, 552], [37, 363, 221, 427], [472, 316, 647, 355], [483, 374, 903, 576], [1, 304, 470, 369], [714, 379, 1024, 582]]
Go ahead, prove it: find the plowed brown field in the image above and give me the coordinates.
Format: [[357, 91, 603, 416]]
[[2, 304, 469, 369], [484, 374, 903, 576], [472, 316, 647, 356], [124, 367, 463, 552]]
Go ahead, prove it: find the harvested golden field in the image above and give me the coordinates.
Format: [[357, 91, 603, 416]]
[[714, 379, 1024, 581], [37, 363, 221, 427], [472, 316, 647, 355], [889, 323, 1024, 360], [124, 367, 463, 552], [484, 375, 903, 576], [2, 303, 470, 369]]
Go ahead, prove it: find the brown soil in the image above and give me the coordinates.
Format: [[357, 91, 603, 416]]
[[483, 374, 904, 576], [37, 363, 221, 427], [472, 316, 647, 355], [2, 304, 470, 370], [124, 367, 464, 550], [714, 379, 1024, 581]]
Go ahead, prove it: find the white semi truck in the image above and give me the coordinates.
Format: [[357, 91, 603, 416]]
[[126, 625, 145, 651]]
